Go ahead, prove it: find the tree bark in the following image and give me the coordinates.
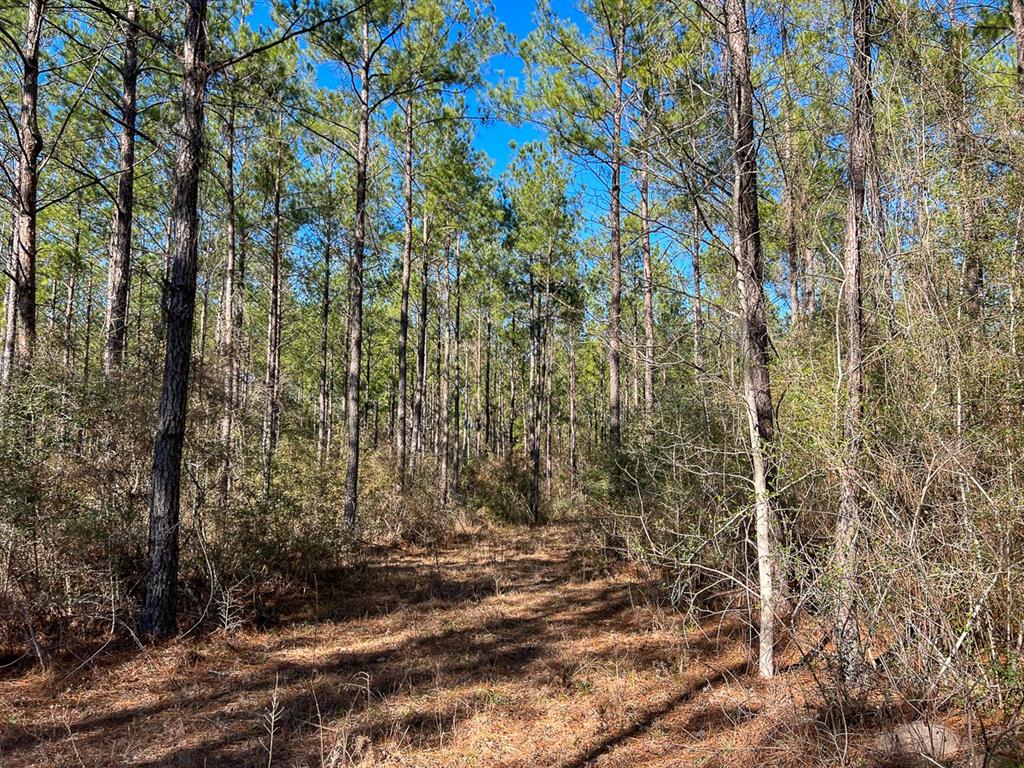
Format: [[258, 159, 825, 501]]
[[139, 0, 208, 640], [803, 246, 817, 320], [780, 11, 801, 327], [725, 0, 777, 679], [261, 148, 284, 499], [474, 311, 482, 456], [439, 249, 451, 507], [639, 141, 655, 418], [544, 320, 553, 498], [452, 238, 462, 493], [608, 10, 624, 450], [836, 0, 872, 683], [412, 216, 429, 456], [63, 273, 76, 372], [692, 203, 704, 374], [196, 274, 209, 372], [484, 310, 492, 451], [949, 26, 981, 321], [395, 98, 414, 486], [1, 215, 16, 389], [317, 225, 333, 466], [103, 0, 139, 374], [1014, 0, 1024, 99], [568, 327, 578, 493], [82, 266, 94, 385], [12, 0, 45, 371], [528, 263, 541, 523], [508, 315, 517, 451], [217, 108, 242, 507], [343, 20, 370, 526]]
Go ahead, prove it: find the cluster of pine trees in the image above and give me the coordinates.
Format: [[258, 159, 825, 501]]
[[2, 0, 1023, 713]]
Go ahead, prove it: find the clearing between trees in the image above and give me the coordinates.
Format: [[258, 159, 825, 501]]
[[0, 523, 972, 767]]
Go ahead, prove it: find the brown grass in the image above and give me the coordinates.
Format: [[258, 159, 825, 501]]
[[0, 523, 966, 767]]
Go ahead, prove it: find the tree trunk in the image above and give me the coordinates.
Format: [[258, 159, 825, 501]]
[[474, 312, 482, 456], [433, 282, 442, 457], [639, 143, 655, 418], [196, 274, 209, 372], [944, 13, 982, 322], [82, 267, 93, 385], [412, 216, 429, 456], [1, 216, 16, 389], [803, 246, 817, 320], [780, 12, 801, 327], [395, 98, 414, 486], [836, 0, 872, 683], [103, 0, 139, 374], [608, 14, 624, 450], [63, 273, 76, 372], [484, 311, 492, 451], [12, 0, 45, 371], [1014, 0, 1024, 100], [139, 0, 208, 640], [544, 322, 553, 498], [317, 227, 333, 466], [568, 328, 578, 493], [692, 203, 704, 374], [508, 315, 517, 451], [261, 149, 284, 499], [452, 238, 462, 493], [439, 249, 451, 507], [725, 0, 777, 679], [528, 265, 541, 524], [343, 22, 370, 526], [217, 108, 242, 507]]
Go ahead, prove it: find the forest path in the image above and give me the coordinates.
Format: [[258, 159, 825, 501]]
[[0, 523, 810, 767]]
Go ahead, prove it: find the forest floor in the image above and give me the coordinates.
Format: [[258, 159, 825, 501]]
[[0, 522, 938, 767]]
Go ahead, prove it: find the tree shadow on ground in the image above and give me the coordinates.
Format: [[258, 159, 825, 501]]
[[0, 528, 751, 768]]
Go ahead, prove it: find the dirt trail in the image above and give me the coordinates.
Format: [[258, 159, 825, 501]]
[[0, 524, 817, 767]]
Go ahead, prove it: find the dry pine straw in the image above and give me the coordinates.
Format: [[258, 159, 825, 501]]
[[0, 525, 941, 767]]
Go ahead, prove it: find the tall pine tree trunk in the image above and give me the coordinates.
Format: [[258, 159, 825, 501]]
[[1014, 0, 1024, 99], [692, 203, 704, 374], [217, 108, 241, 507], [1, 215, 16, 389], [439, 249, 451, 507], [568, 327, 578, 493], [261, 150, 284, 499], [452, 239, 462, 493], [484, 311, 492, 451], [528, 264, 541, 523], [317, 229, 333, 466], [412, 216, 429, 456], [508, 315, 517, 452], [343, 21, 370, 526], [395, 98, 414, 486], [639, 143, 654, 418], [725, 0, 777, 679], [63, 273, 76, 372], [544, 318, 553, 498], [103, 0, 139, 374], [12, 0, 45, 371], [82, 267, 94, 385], [836, 0, 872, 683], [947, 12, 982, 321], [608, 15, 624, 450], [139, 0, 208, 639], [780, 12, 801, 327]]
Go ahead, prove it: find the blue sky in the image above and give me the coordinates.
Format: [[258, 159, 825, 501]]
[[246, 0, 579, 176], [244, 0, 610, 242], [469, 0, 544, 174]]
